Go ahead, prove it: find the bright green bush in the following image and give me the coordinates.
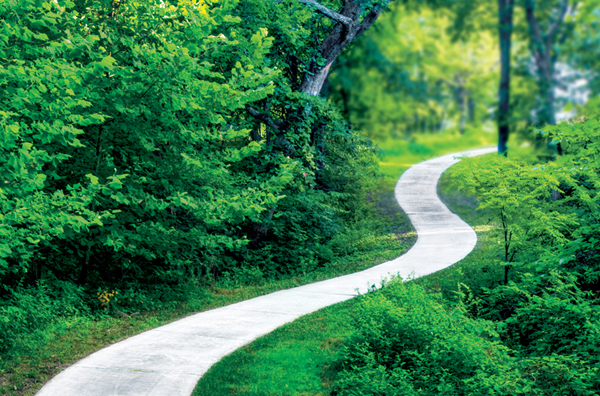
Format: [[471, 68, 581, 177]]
[[449, 153, 579, 284], [0, 0, 379, 352], [332, 280, 524, 396]]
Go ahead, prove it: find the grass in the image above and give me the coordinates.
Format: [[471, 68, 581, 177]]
[[377, 128, 496, 180], [0, 166, 415, 396], [1, 131, 496, 396], [194, 299, 358, 396], [192, 152, 505, 396]]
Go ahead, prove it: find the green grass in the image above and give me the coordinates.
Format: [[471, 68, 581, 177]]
[[194, 299, 358, 396], [377, 128, 496, 181], [192, 153, 505, 396], [0, 168, 415, 396], [1, 132, 496, 396]]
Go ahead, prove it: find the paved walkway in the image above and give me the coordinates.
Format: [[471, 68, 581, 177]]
[[37, 147, 495, 396]]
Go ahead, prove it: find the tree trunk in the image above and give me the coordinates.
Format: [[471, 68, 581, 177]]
[[524, 0, 570, 128], [498, 0, 515, 155], [455, 82, 467, 135], [468, 97, 476, 123], [298, 2, 383, 97]]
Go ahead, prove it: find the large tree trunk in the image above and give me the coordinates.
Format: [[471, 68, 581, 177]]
[[298, 0, 383, 96], [248, 0, 385, 131], [498, 0, 515, 155]]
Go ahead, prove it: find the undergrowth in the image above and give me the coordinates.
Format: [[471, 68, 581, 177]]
[[192, 150, 501, 396], [0, 177, 414, 396]]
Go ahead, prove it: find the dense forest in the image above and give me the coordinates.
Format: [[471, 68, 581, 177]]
[[1, 0, 385, 349], [2, 0, 600, 394]]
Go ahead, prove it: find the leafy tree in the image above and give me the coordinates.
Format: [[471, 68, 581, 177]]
[[523, 0, 574, 133], [0, 0, 386, 306], [329, 3, 498, 140], [450, 154, 578, 284]]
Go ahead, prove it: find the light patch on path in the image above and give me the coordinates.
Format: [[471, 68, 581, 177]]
[[37, 147, 496, 396]]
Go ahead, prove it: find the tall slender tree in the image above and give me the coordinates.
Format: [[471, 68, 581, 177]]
[[498, 0, 515, 155], [523, 0, 572, 129]]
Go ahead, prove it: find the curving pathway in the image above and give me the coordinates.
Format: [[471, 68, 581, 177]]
[[37, 147, 495, 396]]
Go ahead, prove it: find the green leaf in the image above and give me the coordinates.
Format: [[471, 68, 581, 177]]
[[86, 174, 99, 184]]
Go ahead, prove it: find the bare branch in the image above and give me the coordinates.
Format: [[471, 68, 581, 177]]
[[547, 0, 571, 41], [297, 0, 354, 26]]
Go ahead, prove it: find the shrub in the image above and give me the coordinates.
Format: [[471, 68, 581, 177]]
[[332, 280, 523, 395]]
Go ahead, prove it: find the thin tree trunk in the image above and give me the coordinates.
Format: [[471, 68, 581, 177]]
[[524, 0, 570, 129], [468, 97, 476, 123], [80, 125, 104, 285], [498, 0, 515, 155], [457, 85, 467, 135]]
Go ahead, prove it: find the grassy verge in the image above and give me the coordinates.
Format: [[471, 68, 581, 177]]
[[377, 128, 495, 180], [192, 153, 504, 396], [0, 171, 415, 396], [1, 133, 495, 396]]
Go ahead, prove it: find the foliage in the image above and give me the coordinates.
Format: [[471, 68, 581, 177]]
[[0, 0, 380, 355], [332, 279, 525, 395], [329, 3, 498, 140], [449, 153, 578, 282]]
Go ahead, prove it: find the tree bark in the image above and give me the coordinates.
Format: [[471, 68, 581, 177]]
[[247, 0, 384, 128], [524, 0, 570, 128], [298, 0, 383, 96], [498, 0, 515, 155], [454, 75, 468, 135]]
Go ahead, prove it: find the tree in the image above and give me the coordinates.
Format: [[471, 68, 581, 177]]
[[498, 0, 515, 155], [296, 0, 386, 96], [328, 4, 498, 140], [523, 0, 573, 132]]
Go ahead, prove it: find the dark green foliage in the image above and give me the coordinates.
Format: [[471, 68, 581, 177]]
[[0, 0, 379, 352], [451, 118, 600, 393], [331, 118, 600, 395]]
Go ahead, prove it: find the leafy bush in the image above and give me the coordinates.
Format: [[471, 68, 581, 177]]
[[0, 0, 382, 355], [332, 279, 524, 396]]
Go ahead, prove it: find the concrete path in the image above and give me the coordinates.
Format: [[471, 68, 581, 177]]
[[37, 147, 495, 396]]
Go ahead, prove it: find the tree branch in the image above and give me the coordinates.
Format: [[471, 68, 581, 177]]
[[524, 0, 544, 51], [297, 0, 354, 26], [354, 7, 383, 37], [547, 0, 571, 41]]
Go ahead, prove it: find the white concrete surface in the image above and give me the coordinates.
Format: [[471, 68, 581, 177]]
[[36, 147, 496, 396]]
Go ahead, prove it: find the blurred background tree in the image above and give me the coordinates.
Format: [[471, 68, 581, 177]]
[[329, 4, 498, 142], [328, 0, 599, 154]]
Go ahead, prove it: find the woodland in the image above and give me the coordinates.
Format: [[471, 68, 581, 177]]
[[2, 0, 600, 394]]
